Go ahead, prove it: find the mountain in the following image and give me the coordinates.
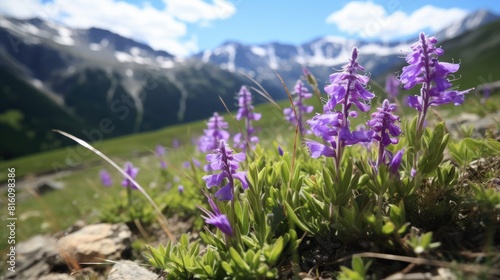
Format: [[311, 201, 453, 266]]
[[0, 15, 259, 160], [196, 10, 499, 92], [436, 9, 499, 40], [196, 38, 408, 96], [0, 9, 498, 160]]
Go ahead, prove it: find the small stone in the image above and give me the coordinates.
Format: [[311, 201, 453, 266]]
[[34, 180, 64, 195], [58, 223, 131, 263], [107, 260, 159, 280]]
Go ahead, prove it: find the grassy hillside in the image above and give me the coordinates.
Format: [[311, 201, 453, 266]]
[[0, 97, 297, 182], [0, 66, 86, 160]]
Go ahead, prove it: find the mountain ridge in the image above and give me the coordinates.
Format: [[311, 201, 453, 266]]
[[0, 9, 498, 160]]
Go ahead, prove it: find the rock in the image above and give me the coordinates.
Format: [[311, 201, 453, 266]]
[[7, 235, 63, 279], [446, 111, 500, 138], [107, 260, 159, 280], [58, 223, 131, 264], [34, 180, 64, 195]]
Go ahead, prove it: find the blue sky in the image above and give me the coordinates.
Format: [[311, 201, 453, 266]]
[[1, 0, 499, 56]]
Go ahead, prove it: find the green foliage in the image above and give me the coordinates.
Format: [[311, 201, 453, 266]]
[[338, 257, 372, 280], [405, 229, 441, 255], [99, 189, 156, 225], [449, 137, 500, 168], [6, 40, 500, 278], [418, 123, 449, 175], [147, 234, 215, 279]]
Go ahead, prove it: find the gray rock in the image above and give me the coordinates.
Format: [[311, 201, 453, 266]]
[[6, 235, 63, 279], [107, 260, 159, 280], [58, 223, 131, 263], [446, 111, 500, 138], [34, 180, 64, 195]]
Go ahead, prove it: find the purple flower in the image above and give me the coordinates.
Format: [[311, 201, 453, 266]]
[[400, 33, 472, 130], [385, 74, 400, 101], [99, 169, 113, 187], [156, 145, 165, 157], [411, 168, 417, 177], [283, 80, 314, 135], [198, 194, 233, 237], [234, 86, 261, 150], [183, 158, 201, 169], [307, 112, 343, 142], [306, 47, 374, 165], [178, 185, 184, 194], [233, 133, 259, 151], [202, 140, 248, 201], [172, 138, 180, 149], [367, 99, 402, 167], [278, 146, 284, 156], [160, 160, 167, 169], [156, 145, 167, 169], [198, 112, 230, 153], [305, 141, 336, 158], [121, 162, 139, 190], [389, 149, 404, 176], [236, 85, 261, 121], [323, 47, 374, 114]]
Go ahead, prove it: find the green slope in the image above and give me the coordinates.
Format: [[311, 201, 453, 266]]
[[0, 66, 86, 160], [0, 97, 297, 182]]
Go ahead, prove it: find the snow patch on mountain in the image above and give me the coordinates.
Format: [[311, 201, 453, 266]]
[[250, 46, 267, 57], [53, 26, 74, 46]]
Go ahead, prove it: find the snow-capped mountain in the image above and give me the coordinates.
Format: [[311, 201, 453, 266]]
[[436, 9, 499, 40], [196, 9, 499, 90], [0, 16, 176, 69], [195, 37, 410, 94], [0, 9, 498, 159], [0, 15, 256, 159]]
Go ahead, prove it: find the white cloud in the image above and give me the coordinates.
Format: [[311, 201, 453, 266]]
[[0, 0, 237, 57], [164, 0, 236, 23], [0, 0, 45, 18], [325, 1, 468, 40]]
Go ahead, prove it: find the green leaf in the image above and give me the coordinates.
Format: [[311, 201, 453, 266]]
[[486, 138, 500, 154], [352, 257, 365, 277], [407, 116, 418, 147], [265, 237, 284, 265], [358, 174, 369, 186], [382, 222, 396, 235], [221, 261, 233, 275], [229, 247, 251, 271], [420, 232, 433, 248], [280, 160, 291, 183], [284, 201, 313, 233]]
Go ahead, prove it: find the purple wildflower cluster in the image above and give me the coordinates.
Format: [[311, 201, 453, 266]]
[[156, 144, 167, 169], [366, 99, 403, 169], [234, 86, 261, 150], [284, 80, 314, 136], [305, 47, 406, 174], [202, 140, 248, 201], [198, 112, 230, 153], [306, 47, 374, 165], [121, 161, 139, 190], [400, 32, 472, 131], [99, 169, 113, 187]]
